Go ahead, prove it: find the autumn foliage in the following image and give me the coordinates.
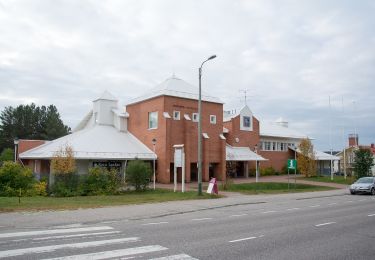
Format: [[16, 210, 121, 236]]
[[297, 138, 316, 177], [51, 145, 76, 175]]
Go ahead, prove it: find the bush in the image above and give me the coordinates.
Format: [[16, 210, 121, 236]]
[[260, 166, 276, 176], [83, 167, 121, 195], [26, 181, 48, 196], [0, 161, 35, 196], [0, 148, 14, 164], [50, 173, 82, 197], [126, 160, 152, 191]]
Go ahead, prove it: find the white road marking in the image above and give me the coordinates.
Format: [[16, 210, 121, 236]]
[[33, 231, 121, 241], [315, 222, 336, 227], [100, 220, 121, 224], [191, 218, 213, 221], [0, 237, 139, 258], [347, 200, 353, 203], [359, 199, 367, 202], [229, 214, 248, 217], [328, 203, 337, 205], [287, 208, 300, 211], [0, 226, 113, 239], [229, 235, 264, 243], [142, 222, 168, 226], [42, 245, 167, 260], [262, 211, 277, 214], [309, 205, 320, 208], [368, 213, 375, 217], [149, 254, 199, 260]]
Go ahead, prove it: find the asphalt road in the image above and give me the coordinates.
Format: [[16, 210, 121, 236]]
[[1, 192, 375, 259]]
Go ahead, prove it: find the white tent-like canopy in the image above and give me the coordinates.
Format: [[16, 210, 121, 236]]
[[226, 144, 267, 161]]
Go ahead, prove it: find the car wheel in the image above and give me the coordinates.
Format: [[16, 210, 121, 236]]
[[350, 191, 355, 195], [371, 188, 375, 196]]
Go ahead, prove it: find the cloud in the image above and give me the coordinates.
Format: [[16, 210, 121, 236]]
[[0, 0, 374, 150]]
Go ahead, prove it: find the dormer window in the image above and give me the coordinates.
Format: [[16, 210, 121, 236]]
[[243, 116, 251, 128], [173, 111, 180, 120]]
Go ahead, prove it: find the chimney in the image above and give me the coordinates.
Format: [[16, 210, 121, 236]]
[[348, 134, 358, 147]]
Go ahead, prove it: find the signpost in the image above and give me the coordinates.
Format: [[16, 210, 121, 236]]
[[287, 159, 297, 190]]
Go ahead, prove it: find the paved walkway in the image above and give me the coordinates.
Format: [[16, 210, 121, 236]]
[[156, 175, 348, 193]]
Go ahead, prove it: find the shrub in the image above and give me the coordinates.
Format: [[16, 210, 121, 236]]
[[0, 148, 14, 164], [126, 160, 152, 191], [260, 166, 276, 176], [83, 167, 121, 195], [0, 161, 35, 196], [50, 173, 82, 197], [26, 181, 48, 196]]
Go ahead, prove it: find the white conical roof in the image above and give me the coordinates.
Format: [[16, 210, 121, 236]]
[[128, 75, 223, 105], [94, 90, 118, 102]]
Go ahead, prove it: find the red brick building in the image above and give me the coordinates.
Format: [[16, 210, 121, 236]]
[[126, 76, 226, 183]]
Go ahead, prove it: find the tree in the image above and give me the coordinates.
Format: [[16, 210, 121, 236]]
[[0, 104, 70, 152], [126, 160, 152, 191], [297, 138, 316, 177], [50, 145, 78, 196], [0, 148, 14, 163], [50, 145, 76, 175], [353, 149, 374, 178]]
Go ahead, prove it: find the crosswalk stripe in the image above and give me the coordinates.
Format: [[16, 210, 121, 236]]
[[0, 226, 113, 239], [42, 245, 168, 260], [0, 237, 139, 258], [149, 254, 199, 260], [33, 231, 121, 241]]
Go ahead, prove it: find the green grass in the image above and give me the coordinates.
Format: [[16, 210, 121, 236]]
[[225, 182, 336, 195], [299, 176, 355, 185], [0, 189, 219, 213]]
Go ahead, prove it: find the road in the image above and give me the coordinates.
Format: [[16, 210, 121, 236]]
[[0, 191, 375, 259]]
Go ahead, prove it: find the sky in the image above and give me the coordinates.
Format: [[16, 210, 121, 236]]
[[0, 0, 374, 151]]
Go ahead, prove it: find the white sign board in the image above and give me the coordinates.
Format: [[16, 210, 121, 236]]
[[207, 183, 214, 194], [174, 149, 182, 167]]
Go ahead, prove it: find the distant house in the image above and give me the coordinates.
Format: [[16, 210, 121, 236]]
[[337, 134, 375, 176]]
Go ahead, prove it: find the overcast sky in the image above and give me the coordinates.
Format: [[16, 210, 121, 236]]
[[0, 0, 374, 151]]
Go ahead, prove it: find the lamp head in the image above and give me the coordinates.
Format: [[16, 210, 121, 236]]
[[152, 138, 157, 145], [14, 138, 19, 145], [208, 55, 217, 60]]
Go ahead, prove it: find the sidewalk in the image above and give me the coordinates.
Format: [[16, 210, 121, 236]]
[[156, 175, 348, 192]]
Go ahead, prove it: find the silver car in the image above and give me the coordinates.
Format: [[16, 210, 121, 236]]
[[350, 177, 375, 195]]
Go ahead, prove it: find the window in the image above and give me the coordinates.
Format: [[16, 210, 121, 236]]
[[192, 113, 199, 122], [210, 115, 216, 124], [280, 143, 285, 151], [173, 111, 180, 120], [265, 142, 271, 151], [272, 142, 277, 151], [148, 111, 158, 129], [243, 116, 251, 128]]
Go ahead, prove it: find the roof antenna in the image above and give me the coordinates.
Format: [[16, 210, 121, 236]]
[[239, 89, 251, 105]]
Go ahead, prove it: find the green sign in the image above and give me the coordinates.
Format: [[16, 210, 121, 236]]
[[287, 159, 297, 170]]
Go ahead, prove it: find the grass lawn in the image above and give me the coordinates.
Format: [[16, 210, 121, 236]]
[[0, 189, 219, 213], [299, 176, 355, 185], [225, 182, 336, 195]]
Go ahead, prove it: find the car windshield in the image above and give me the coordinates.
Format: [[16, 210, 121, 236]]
[[356, 177, 374, 184]]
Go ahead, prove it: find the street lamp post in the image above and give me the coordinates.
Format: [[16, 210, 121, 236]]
[[152, 138, 157, 190], [198, 54, 216, 196], [14, 138, 19, 163]]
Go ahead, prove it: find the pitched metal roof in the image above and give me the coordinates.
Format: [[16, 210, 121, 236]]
[[128, 76, 223, 105], [19, 125, 155, 160]]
